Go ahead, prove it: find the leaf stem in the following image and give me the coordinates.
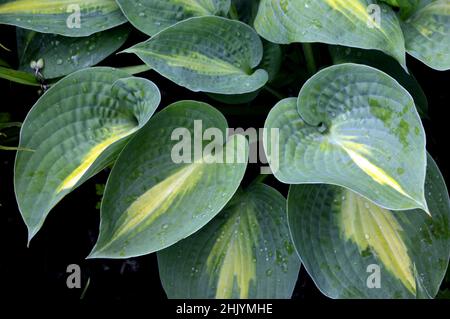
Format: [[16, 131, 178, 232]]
[[0, 42, 11, 52], [0, 122, 22, 129], [252, 174, 270, 185], [228, 4, 239, 20], [80, 277, 91, 300], [302, 43, 317, 75], [263, 85, 285, 100], [0, 145, 34, 152]]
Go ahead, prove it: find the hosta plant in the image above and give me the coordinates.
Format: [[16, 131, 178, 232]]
[[1, 0, 450, 300]]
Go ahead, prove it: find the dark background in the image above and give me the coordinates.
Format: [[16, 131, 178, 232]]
[[1, 25, 449, 303]]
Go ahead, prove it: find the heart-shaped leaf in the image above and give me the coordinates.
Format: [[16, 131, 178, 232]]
[[17, 26, 130, 79], [206, 41, 281, 104], [401, 0, 450, 71], [14, 67, 161, 241], [0, 0, 126, 37], [287, 155, 450, 298], [116, 0, 231, 36], [329, 45, 428, 117], [89, 100, 249, 258], [264, 64, 427, 211], [124, 16, 268, 94], [158, 183, 300, 299], [254, 0, 407, 68]]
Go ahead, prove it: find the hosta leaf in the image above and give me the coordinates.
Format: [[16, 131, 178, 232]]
[[116, 0, 231, 36], [17, 26, 130, 79], [287, 155, 450, 298], [264, 64, 427, 211], [402, 0, 450, 71], [14, 67, 160, 240], [118, 64, 152, 76], [254, 0, 407, 68], [158, 183, 300, 299], [124, 16, 269, 94], [206, 41, 281, 104], [89, 101, 249, 258], [329, 45, 428, 117], [0, 0, 126, 37]]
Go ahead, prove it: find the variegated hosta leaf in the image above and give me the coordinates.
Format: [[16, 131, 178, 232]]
[[89, 101, 249, 258], [0, 0, 126, 37], [287, 155, 450, 298], [264, 64, 427, 211], [206, 41, 281, 104], [116, 0, 231, 36], [158, 183, 300, 299], [402, 0, 450, 71], [14, 68, 161, 241], [17, 26, 130, 79], [254, 0, 407, 68], [124, 16, 268, 94], [329, 45, 428, 117]]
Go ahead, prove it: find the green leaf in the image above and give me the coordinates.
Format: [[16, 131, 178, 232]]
[[254, 0, 407, 68], [380, 0, 420, 18], [206, 41, 281, 104], [402, 0, 450, 71], [118, 64, 152, 76], [287, 155, 450, 298], [0, 57, 10, 67], [0, 0, 126, 37], [0, 65, 39, 86], [17, 26, 130, 79], [158, 183, 300, 299], [89, 100, 249, 258], [116, 0, 230, 36], [264, 64, 427, 211], [329, 45, 428, 117], [14, 67, 161, 241], [0, 112, 12, 123], [0, 122, 21, 130], [124, 16, 268, 94]]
